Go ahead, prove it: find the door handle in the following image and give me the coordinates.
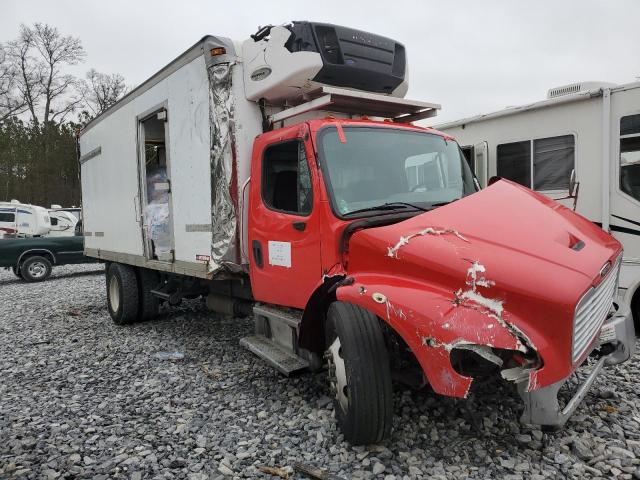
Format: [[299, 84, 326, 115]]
[[292, 221, 306, 231], [252, 240, 264, 268]]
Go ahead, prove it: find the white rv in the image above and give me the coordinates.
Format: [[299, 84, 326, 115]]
[[435, 81, 640, 327], [0, 200, 51, 237], [48, 206, 80, 237]]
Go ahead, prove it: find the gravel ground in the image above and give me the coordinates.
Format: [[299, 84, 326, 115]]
[[1, 263, 639, 480]]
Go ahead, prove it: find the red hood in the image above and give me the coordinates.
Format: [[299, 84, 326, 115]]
[[345, 180, 621, 381]]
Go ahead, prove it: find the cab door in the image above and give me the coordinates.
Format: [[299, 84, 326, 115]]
[[248, 124, 322, 309]]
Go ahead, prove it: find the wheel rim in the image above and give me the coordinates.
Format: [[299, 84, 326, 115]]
[[109, 275, 120, 312], [327, 337, 349, 413], [27, 261, 47, 279]]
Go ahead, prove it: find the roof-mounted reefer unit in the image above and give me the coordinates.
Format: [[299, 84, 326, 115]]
[[243, 22, 408, 103]]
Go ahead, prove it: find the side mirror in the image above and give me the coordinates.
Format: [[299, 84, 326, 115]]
[[554, 169, 580, 210]]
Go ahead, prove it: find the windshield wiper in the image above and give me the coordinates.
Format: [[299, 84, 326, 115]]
[[429, 198, 461, 208], [344, 202, 428, 217]]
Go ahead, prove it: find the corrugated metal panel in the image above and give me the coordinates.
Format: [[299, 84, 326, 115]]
[[572, 257, 621, 363]]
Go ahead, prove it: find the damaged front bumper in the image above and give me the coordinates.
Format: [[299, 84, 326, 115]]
[[518, 301, 636, 426]]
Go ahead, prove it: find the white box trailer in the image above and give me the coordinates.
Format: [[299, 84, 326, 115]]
[[80, 24, 635, 444], [435, 81, 640, 329]]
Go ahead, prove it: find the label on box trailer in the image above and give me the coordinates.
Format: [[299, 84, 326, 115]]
[[268, 241, 291, 268], [196, 254, 211, 262]]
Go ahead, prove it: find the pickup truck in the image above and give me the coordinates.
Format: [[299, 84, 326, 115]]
[[0, 236, 92, 282]]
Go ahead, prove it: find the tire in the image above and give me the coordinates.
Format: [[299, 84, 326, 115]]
[[137, 268, 160, 321], [12, 266, 22, 278], [325, 302, 393, 444], [106, 263, 139, 325], [632, 292, 640, 337], [20, 256, 52, 282]]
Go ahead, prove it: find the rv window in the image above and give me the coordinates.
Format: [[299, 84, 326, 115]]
[[620, 114, 640, 201], [262, 141, 313, 215], [0, 212, 15, 222], [621, 114, 640, 136], [50, 217, 59, 226], [533, 135, 574, 190], [497, 141, 531, 187]]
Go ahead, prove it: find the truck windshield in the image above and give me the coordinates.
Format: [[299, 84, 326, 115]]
[[317, 126, 477, 217]]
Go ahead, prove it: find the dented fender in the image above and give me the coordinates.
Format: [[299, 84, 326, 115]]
[[336, 272, 535, 398]]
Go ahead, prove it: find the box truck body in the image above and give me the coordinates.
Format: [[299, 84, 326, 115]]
[[80, 23, 635, 444]]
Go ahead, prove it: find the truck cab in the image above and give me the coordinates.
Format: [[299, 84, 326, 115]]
[[245, 114, 636, 443], [248, 119, 475, 308], [80, 21, 635, 445]]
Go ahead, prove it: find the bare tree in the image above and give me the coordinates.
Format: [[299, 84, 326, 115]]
[[80, 68, 127, 120], [5, 23, 85, 125], [32, 23, 85, 123], [5, 26, 41, 124], [0, 44, 27, 122]]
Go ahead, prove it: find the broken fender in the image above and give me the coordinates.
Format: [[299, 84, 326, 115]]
[[336, 272, 539, 398]]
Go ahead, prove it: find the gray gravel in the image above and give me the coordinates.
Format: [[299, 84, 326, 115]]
[[1, 263, 639, 479]]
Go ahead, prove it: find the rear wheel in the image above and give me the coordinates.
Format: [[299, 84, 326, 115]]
[[325, 302, 393, 444], [20, 256, 52, 282], [106, 263, 139, 325], [137, 267, 160, 321]]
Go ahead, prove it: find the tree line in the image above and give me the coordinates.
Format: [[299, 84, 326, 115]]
[[0, 23, 127, 207]]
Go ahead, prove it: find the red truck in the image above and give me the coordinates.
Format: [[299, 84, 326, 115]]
[[79, 21, 635, 444]]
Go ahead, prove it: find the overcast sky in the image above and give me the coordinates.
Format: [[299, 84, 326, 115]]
[[3, 0, 639, 123]]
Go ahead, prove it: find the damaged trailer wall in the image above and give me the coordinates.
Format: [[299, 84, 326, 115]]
[[205, 52, 265, 273], [208, 62, 239, 272]]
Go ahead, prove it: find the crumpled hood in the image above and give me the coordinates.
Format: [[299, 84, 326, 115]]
[[345, 180, 621, 370]]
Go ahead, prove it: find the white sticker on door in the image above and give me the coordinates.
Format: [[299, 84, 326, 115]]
[[268, 241, 291, 268]]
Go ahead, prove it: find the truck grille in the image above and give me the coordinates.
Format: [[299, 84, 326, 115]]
[[572, 256, 621, 364]]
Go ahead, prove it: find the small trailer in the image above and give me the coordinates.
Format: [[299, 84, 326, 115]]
[[80, 23, 634, 444], [48, 206, 80, 237], [0, 200, 51, 237], [435, 81, 640, 332]]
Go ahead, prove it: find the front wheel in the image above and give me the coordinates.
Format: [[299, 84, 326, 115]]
[[106, 263, 139, 325], [325, 302, 393, 444], [20, 256, 52, 282]]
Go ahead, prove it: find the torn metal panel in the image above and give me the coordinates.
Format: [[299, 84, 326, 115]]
[[452, 260, 535, 354], [208, 62, 239, 272], [387, 227, 468, 258], [453, 343, 504, 366]]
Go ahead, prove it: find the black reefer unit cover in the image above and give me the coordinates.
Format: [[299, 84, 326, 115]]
[[285, 21, 406, 94]]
